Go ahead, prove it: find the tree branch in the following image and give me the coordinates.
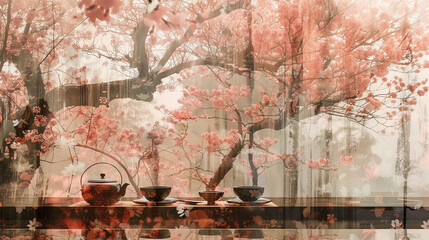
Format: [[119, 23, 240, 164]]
[[131, 22, 150, 78], [156, 58, 224, 80], [43, 77, 154, 112], [154, 0, 245, 73], [11, 52, 45, 98], [0, 0, 12, 70], [156, 54, 284, 82], [207, 93, 352, 188]]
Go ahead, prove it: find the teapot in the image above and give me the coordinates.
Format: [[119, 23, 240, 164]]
[[80, 162, 129, 206]]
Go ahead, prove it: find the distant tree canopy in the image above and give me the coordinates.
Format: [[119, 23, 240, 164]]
[[0, 0, 428, 192]]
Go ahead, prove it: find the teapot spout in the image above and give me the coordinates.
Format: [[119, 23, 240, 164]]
[[119, 183, 129, 197]]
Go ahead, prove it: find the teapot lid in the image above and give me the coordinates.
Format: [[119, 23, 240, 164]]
[[88, 173, 118, 183]]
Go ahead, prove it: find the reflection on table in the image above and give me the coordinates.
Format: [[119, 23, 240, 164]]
[[1, 229, 428, 239]]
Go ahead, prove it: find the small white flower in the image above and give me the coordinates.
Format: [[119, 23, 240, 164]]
[[414, 201, 423, 210], [421, 220, 429, 229], [391, 219, 403, 229], [176, 206, 192, 217], [294, 221, 306, 229], [125, 229, 139, 239], [15, 206, 25, 214], [10, 142, 20, 150], [61, 162, 85, 176], [16, 163, 33, 173], [27, 218, 41, 231]]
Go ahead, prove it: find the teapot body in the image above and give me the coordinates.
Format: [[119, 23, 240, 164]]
[[81, 182, 122, 206], [80, 162, 128, 206]]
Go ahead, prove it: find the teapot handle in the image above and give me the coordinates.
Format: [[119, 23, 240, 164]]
[[80, 162, 123, 188]]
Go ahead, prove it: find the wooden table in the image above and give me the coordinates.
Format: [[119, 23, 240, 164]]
[[1, 197, 429, 238]]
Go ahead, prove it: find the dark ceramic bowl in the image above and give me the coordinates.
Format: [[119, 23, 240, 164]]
[[197, 229, 222, 236], [199, 190, 224, 205], [139, 229, 171, 239], [233, 186, 264, 202], [140, 186, 171, 202], [234, 229, 264, 238]]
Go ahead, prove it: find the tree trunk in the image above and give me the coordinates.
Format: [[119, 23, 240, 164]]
[[396, 99, 411, 237], [245, 0, 258, 186], [248, 133, 258, 185], [288, 122, 299, 206], [207, 141, 243, 190], [321, 115, 332, 197]]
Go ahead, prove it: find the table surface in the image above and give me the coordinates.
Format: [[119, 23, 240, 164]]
[[1, 197, 429, 231], [0, 196, 427, 207]]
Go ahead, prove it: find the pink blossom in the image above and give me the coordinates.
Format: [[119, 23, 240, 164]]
[[143, 5, 169, 27], [262, 94, 270, 104], [364, 165, 380, 179], [258, 137, 278, 149], [345, 105, 353, 113], [390, 92, 397, 98], [307, 159, 321, 169], [33, 115, 48, 127], [79, 0, 123, 23], [341, 155, 353, 162], [224, 86, 239, 104], [319, 158, 330, 166], [94, 0, 122, 13], [32, 106, 41, 114], [212, 89, 222, 97], [171, 108, 193, 120], [253, 158, 263, 166], [244, 107, 255, 118], [201, 132, 222, 152], [240, 85, 251, 97], [178, 98, 202, 108], [166, 12, 187, 28], [366, 97, 382, 111], [222, 129, 241, 147], [209, 97, 227, 108], [407, 84, 417, 93], [19, 171, 34, 181]]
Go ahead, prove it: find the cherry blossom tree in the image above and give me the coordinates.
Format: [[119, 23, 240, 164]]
[[149, 0, 429, 190], [1, 0, 429, 196]]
